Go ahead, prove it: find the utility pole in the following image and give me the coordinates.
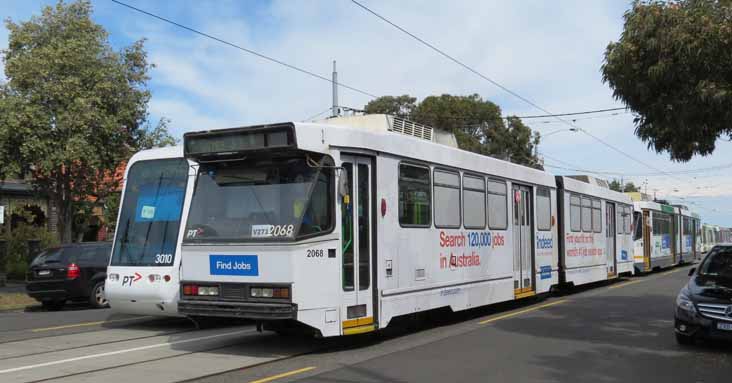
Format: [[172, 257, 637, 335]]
[[331, 60, 339, 118]]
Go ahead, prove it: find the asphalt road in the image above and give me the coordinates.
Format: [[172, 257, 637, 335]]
[[198, 265, 732, 383], [0, 265, 729, 383]]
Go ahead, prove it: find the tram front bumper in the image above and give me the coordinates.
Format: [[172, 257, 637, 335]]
[[178, 299, 297, 320]]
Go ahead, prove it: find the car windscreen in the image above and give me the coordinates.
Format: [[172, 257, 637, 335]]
[[111, 158, 189, 266], [184, 153, 333, 242], [699, 246, 732, 278]]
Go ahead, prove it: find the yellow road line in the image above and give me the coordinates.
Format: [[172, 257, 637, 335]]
[[659, 268, 687, 276], [478, 299, 568, 325], [608, 279, 644, 289], [31, 316, 152, 333], [249, 366, 317, 383]]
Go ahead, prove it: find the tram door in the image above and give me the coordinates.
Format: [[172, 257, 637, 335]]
[[606, 202, 617, 277], [643, 210, 651, 271], [512, 184, 534, 297], [339, 156, 375, 334]]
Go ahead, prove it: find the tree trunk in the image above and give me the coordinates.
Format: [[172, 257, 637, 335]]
[[55, 196, 73, 244]]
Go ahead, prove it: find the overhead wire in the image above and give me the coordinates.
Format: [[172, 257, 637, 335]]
[[350, 0, 690, 184], [111, 0, 378, 99]]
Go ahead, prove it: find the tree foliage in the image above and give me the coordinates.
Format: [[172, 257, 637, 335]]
[[0, 0, 174, 243], [609, 179, 640, 192], [364, 94, 542, 169], [364, 95, 417, 117], [602, 0, 732, 161]]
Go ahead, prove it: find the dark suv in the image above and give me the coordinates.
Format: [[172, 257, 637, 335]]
[[26, 242, 112, 310], [674, 244, 732, 344]]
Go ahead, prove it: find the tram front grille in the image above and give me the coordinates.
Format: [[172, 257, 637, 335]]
[[221, 284, 247, 300]]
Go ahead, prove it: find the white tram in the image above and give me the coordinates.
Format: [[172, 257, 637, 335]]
[[556, 176, 634, 287], [631, 201, 701, 272], [105, 146, 196, 317], [173, 114, 647, 337]]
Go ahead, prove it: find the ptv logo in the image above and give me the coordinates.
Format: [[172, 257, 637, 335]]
[[122, 272, 142, 287]]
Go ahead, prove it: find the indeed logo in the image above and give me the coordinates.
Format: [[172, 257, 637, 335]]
[[537, 237, 554, 249]]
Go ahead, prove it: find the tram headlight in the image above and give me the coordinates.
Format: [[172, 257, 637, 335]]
[[198, 286, 219, 296], [250, 286, 290, 299]]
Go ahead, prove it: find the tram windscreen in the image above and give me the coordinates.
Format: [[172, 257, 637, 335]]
[[184, 154, 333, 242], [111, 158, 189, 266]]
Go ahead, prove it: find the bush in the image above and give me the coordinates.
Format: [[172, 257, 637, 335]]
[[0, 223, 59, 280]]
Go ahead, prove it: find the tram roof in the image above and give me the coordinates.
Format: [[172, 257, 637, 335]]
[[299, 117, 557, 187], [556, 176, 633, 205]]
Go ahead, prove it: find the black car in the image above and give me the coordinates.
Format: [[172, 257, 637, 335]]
[[26, 242, 112, 310], [674, 244, 732, 344]]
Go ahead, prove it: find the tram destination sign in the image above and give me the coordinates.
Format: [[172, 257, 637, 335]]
[[184, 124, 295, 159]]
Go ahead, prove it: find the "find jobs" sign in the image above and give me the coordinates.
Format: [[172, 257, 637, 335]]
[[209, 255, 259, 276]]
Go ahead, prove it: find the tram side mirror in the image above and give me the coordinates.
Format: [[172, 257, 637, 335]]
[[688, 267, 696, 277]]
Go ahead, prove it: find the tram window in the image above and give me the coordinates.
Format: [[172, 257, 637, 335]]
[[398, 164, 431, 227], [434, 169, 461, 228], [487, 179, 508, 230], [536, 187, 551, 231], [581, 197, 592, 232], [592, 199, 602, 233], [358, 164, 370, 291], [463, 175, 486, 229], [616, 207, 623, 235], [570, 195, 581, 232], [625, 207, 632, 234], [633, 212, 642, 240]]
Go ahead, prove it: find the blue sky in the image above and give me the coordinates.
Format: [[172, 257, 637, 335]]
[[2, 0, 731, 225]]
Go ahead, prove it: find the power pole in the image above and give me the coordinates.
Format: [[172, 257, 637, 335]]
[[331, 60, 339, 118]]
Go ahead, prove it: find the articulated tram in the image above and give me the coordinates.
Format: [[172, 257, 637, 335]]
[[105, 146, 196, 317], [631, 201, 701, 273], [170, 114, 664, 337]]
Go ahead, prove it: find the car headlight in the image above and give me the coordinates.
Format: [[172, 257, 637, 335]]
[[676, 288, 696, 313]]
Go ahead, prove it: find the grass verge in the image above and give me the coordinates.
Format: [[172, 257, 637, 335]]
[[0, 292, 37, 311]]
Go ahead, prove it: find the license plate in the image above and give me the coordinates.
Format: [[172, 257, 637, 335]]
[[717, 322, 732, 331], [37, 270, 50, 276]]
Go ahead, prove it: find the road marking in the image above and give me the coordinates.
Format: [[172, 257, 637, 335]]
[[659, 268, 686, 276], [31, 316, 153, 332], [249, 366, 317, 383], [609, 279, 644, 289], [479, 299, 568, 325], [0, 328, 255, 374]]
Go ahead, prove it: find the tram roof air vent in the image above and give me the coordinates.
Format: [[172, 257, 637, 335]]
[[389, 117, 433, 141]]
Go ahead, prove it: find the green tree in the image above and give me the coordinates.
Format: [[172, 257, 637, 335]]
[[365, 94, 542, 168], [0, 0, 166, 243], [602, 0, 732, 161], [609, 179, 640, 192], [364, 95, 417, 117]]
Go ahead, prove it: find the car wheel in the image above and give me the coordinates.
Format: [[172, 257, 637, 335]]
[[675, 332, 695, 346], [41, 300, 65, 311], [90, 281, 109, 309]]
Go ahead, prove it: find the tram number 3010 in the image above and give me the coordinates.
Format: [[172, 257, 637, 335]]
[[307, 249, 324, 258]]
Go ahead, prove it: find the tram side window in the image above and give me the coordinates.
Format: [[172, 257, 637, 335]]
[[536, 187, 551, 231], [570, 195, 581, 232], [592, 199, 602, 233], [433, 169, 461, 228], [398, 164, 431, 227], [633, 212, 642, 240], [487, 180, 508, 230], [616, 207, 623, 235], [581, 197, 592, 232], [624, 207, 632, 234], [463, 175, 486, 229]]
